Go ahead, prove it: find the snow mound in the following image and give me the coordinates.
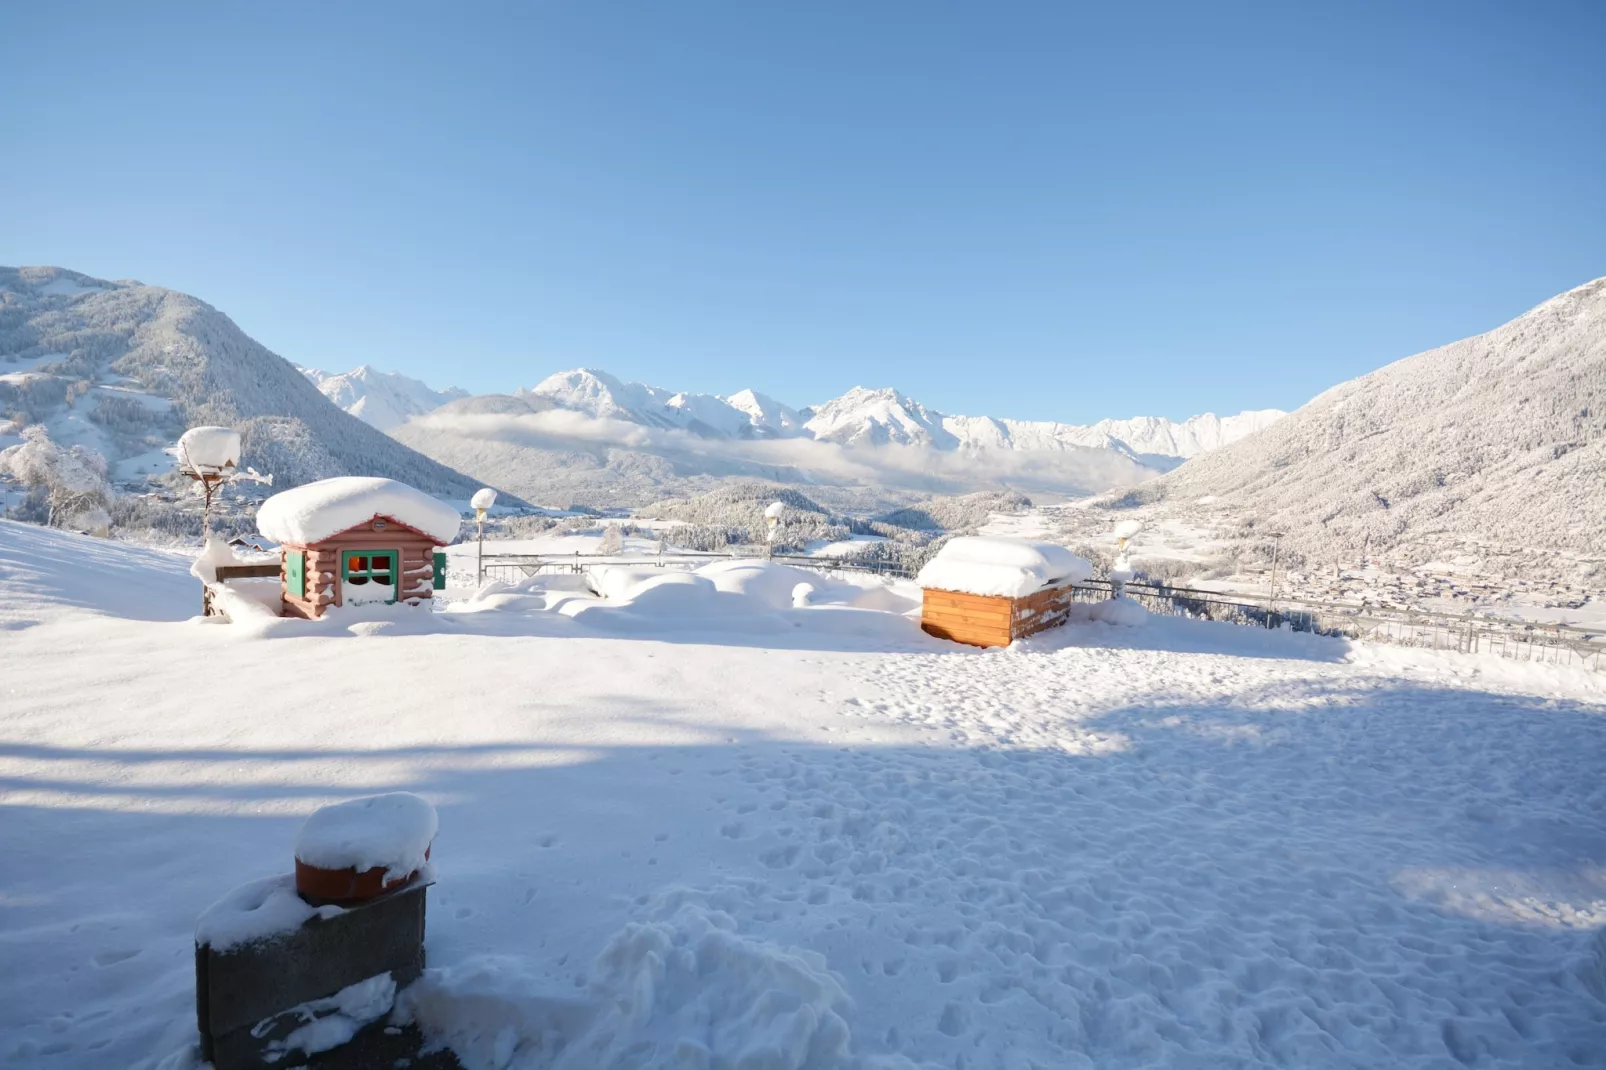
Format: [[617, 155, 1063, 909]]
[[294, 792, 438, 881], [581, 560, 919, 622], [189, 535, 243, 584], [397, 900, 911, 1070], [267, 972, 397, 1062], [256, 477, 462, 546], [194, 874, 343, 951], [1079, 595, 1150, 627], [174, 426, 240, 472], [917, 536, 1092, 597]]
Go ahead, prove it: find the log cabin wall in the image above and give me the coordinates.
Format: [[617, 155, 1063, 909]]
[[281, 546, 338, 620], [278, 517, 444, 619]]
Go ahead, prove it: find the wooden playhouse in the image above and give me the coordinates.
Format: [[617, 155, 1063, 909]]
[[255, 477, 462, 619], [917, 537, 1092, 648]]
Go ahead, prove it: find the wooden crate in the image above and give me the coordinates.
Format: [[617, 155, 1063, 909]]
[[920, 584, 1078, 648]]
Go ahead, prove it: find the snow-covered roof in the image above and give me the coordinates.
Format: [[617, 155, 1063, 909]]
[[256, 477, 461, 546], [917, 536, 1092, 598]]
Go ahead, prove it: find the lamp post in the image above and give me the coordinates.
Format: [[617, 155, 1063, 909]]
[[1267, 531, 1285, 627], [764, 500, 786, 559], [470, 488, 497, 586], [1110, 519, 1142, 599]]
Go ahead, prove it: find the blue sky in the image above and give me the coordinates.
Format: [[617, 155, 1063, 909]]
[[2, 2, 1602, 423]]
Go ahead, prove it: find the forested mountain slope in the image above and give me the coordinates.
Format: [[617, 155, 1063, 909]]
[[0, 266, 485, 494], [1129, 278, 1606, 561]]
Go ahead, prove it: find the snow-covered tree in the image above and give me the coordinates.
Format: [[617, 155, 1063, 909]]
[[597, 523, 624, 555], [0, 425, 114, 534]]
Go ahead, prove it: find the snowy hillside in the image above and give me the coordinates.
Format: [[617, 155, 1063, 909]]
[[1126, 277, 1606, 562], [298, 364, 468, 431], [0, 266, 487, 495], [3, 520, 1604, 1069]]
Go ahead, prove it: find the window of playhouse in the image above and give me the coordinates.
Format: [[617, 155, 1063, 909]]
[[342, 551, 397, 604]]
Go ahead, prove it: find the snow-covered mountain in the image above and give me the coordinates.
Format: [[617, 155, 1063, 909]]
[[390, 369, 1281, 508], [0, 266, 489, 496], [520, 369, 806, 440], [1131, 277, 1606, 558], [298, 365, 468, 431], [511, 369, 1280, 461]]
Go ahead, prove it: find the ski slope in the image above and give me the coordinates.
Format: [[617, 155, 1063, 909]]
[[1, 520, 1603, 1069]]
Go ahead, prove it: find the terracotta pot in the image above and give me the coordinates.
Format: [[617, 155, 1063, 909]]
[[295, 844, 431, 905]]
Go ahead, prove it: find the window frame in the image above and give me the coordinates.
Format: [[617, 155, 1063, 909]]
[[340, 549, 399, 605]]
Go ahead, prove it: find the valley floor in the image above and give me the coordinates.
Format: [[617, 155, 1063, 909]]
[[1, 520, 1603, 1068]]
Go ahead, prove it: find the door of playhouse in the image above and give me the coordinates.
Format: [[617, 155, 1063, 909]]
[[341, 551, 398, 605]]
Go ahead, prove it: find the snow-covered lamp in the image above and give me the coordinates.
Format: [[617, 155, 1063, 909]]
[[170, 426, 271, 538], [470, 488, 497, 586], [1110, 519, 1142, 597], [764, 500, 786, 553]]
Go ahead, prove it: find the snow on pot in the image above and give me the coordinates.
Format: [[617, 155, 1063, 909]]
[[294, 792, 439, 905], [255, 476, 461, 619], [917, 536, 1092, 648]]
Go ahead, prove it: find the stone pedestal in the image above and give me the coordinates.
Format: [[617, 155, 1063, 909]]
[[195, 879, 431, 1069]]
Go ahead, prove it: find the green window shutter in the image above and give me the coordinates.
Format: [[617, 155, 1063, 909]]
[[433, 551, 447, 590], [286, 551, 305, 599]]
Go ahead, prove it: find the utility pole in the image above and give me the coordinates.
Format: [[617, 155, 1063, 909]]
[[1267, 531, 1285, 627]]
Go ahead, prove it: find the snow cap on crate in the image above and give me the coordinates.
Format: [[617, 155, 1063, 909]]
[[295, 792, 438, 889], [917, 536, 1092, 598], [257, 477, 461, 546]]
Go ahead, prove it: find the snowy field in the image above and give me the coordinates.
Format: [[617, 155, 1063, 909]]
[[2, 519, 1604, 1068]]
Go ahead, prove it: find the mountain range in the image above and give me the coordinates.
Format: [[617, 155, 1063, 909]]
[[378, 371, 1282, 509], [298, 365, 468, 431], [1, 265, 1275, 514], [510, 370, 1285, 465], [10, 261, 1597, 566], [300, 360, 1284, 474]]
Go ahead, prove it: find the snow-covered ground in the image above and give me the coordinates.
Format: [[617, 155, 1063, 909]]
[[2, 519, 1604, 1068]]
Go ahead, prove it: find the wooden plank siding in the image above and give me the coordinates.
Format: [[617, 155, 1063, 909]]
[[920, 589, 1015, 647], [921, 583, 1080, 648]]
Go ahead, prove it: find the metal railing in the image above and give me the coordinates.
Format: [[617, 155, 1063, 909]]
[[1081, 579, 1604, 671], [476, 549, 914, 587]]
